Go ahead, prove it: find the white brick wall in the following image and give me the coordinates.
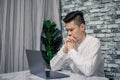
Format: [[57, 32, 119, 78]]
[[60, 0, 120, 79]]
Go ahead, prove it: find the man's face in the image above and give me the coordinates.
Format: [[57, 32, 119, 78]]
[[65, 21, 85, 42]]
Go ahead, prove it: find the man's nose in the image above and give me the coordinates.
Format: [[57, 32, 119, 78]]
[[68, 31, 72, 36]]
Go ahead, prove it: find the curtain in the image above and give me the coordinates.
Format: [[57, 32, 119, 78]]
[[0, 0, 61, 73]]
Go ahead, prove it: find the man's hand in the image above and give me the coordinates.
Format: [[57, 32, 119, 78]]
[[63, 36, 77, 53], [67, 36, 77, 51]]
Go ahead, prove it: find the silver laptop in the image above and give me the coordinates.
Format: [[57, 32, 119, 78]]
[[26, 49, 70, 79]]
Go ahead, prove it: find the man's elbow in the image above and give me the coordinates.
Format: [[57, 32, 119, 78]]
[[50, 61, 55, 70], [50, 61, 61, 71], [84, 69, 94, 77], [50, 65, 61, 71], [84, 71, 93, 77], [50, 66, 57, 71]]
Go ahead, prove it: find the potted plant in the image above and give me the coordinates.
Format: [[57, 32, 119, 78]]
[[41, 20, 63, 68]]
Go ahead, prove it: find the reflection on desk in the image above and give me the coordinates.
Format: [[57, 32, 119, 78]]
[[0, 70, 109, 80]]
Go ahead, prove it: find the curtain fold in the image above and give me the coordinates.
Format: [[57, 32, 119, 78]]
[[0, 0, 61, 73]]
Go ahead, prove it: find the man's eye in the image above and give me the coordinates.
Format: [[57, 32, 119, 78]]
[[66, 29, 73, 32]]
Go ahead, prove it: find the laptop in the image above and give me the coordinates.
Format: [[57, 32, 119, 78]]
[[26, 49, 70, 79]]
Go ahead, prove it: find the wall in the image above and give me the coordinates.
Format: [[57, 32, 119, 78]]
[[60, 0, 120, 79]]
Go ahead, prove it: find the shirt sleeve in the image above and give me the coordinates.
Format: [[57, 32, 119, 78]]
[[68, 39, 102, 76], [50, 45, 67, 71]]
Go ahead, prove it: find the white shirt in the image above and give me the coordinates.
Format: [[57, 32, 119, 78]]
[[50, 35, 105, 77]]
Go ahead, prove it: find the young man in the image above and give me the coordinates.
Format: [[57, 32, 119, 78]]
[[50, 11, 105, 77]]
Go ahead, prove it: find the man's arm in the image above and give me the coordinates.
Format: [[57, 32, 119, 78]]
[[50, 45, 67, 71], [50, 37, 71, 71]]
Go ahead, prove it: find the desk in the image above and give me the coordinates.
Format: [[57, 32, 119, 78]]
[[0, 70, 108, 80]]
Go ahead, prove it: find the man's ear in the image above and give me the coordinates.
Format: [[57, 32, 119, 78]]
[[80, 23, 85, 31]]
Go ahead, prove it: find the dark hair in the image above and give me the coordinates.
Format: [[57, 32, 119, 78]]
[[63, 11, 85, 26]]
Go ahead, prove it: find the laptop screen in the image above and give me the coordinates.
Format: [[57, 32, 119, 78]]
[[26, 50, 46, 78]]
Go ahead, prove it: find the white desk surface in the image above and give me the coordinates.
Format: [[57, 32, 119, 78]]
[[0, 70, 109, 80]]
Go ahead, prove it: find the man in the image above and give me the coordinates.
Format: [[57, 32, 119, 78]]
[[50, 11, 105, 77]]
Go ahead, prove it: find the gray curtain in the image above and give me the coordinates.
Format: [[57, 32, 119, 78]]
[[0, 0, 61, 73]]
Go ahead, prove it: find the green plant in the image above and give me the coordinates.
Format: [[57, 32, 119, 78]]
[[41, 20, 63, 67]]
